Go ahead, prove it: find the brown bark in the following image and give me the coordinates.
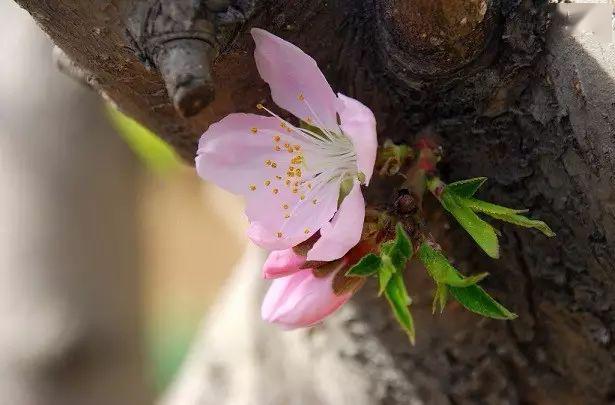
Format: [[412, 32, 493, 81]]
[[10, 0, 615, 404]]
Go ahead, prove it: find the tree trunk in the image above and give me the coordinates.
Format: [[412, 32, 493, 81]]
[[10, 0, 615, 404]]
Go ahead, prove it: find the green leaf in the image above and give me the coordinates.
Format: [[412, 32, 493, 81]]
[[446, 177, 487, 198], [346, 254, 382, 277], [393, 222, 412, 259], [432, 282, 448, 314], [377, 224, 414, 294], [448, 284, 517, 320], [462, 198, 555, 237], [440, 191, 500, 258], [384, 272, 415, 344], [417, 242, 515, 319], [417, 243, 489, 287], [487, 212, 555, 237], [380, 240, 394, 255], [463, 198, 528, 215], [107, 107, 180, 173], [378, 255, 396, 295]]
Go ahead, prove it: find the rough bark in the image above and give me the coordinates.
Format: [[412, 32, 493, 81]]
[[10, 0, 615, 404]]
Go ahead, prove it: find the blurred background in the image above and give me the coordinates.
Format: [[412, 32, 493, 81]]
[[0, 1, 246, 401]]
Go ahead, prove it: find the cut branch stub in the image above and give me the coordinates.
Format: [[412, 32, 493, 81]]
[[375, 0, 500, 80], [126, 0, 230, 117]]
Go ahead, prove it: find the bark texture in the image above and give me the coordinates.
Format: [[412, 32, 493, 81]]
[[11, 0, 615, 404]]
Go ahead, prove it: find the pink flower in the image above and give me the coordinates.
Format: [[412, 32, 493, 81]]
[[196, 28, 377, 262], [261, 250, 352, 329], [262, 248, 306, 279]]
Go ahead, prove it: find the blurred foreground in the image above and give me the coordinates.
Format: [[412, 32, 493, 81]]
[[0, 2, 246, 402]]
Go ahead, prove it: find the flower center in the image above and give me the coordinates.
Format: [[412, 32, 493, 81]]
[[249, 95, 361, 239]]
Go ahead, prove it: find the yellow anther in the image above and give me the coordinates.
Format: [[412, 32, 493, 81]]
[[264, 180, 271, 187], [295, 169, 302, 177], [249, 184, 256, 191], [298, 93, 305, 101], [265, 159, 272, 166], [274, 146, 281, 152], [285, 179, 291, 186], [291, 156, 303, 165], [250, 127, 258, 134], [271, 162, 277, 168], [273, 135, 281, 142], [284, 213, 290, 219], [312, 199, 318, 205], [272, 188, 279, 195], [292, 188, 298, 194], [300, 195, 305, 200], [276, 175, 282, 180], [293, 145, 301, 151], [282, 204, 289, 209], [256, 103, 264, 109], [307, 183, 312, 189], [276, 232, 283, 238], [304, 228, 310, 234]]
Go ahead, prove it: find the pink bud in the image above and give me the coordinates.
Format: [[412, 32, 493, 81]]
[[262, 249, 306, 279], [261, 264, 352, 329]]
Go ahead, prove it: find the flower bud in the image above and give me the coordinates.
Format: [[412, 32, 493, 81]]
[[262, 249, 306, 279], [261, 262, 352, 329]]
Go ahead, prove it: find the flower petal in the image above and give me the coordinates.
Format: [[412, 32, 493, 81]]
[[196, 113, 294, 194], [246, 176, 341, 250], [263, 249, 306, 279], [337, 93, 378, 184], [261, 268, 352, 329], [251, 28, 338, 131], [307, 180, 365, 262]]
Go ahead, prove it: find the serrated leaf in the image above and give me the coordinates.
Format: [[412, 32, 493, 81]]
[[417, 243, 515, 319], [488, 212, 555, 237], [393, 222, 412, 259], [417, 242, 489, 287], [446, 177, 487, 198], [384, 272, 415, 344], [377, 224, 414, 294], [432, 282, 448, 314], [463, 198, 528, 215], [448, 284, 517, 320], [378, 255, 396, 295], [346, 253, 382, 277], [380, 240, 394, 255], [440, 191, 500, 259]]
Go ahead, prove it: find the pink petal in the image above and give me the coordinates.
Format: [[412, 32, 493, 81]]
[[337, 93, 378, 184], [262, 249, 306, 279], [251, 28, 338, 131], [196, 113, 291, 194], [246, 176, 341, 251], [261, 268, 352, 329], [307, 181, 365, 262], [197, 113, 334, 251]]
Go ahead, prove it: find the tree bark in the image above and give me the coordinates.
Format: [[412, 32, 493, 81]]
[[10, 0, 615, 404]]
